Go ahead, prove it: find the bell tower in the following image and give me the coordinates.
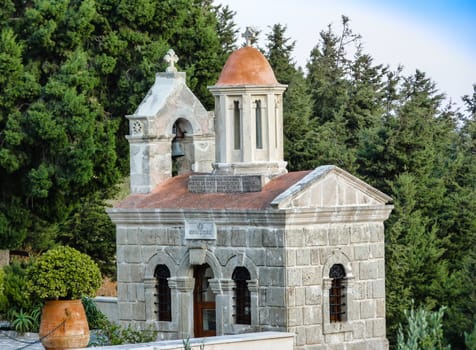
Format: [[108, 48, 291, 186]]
[[126, 49, 215, 194], [208, 30, 287, 182]]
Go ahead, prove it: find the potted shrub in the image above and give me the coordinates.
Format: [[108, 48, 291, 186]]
[[28, 246, 102, 350]]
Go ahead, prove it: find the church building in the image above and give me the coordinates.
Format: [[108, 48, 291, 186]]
[[107, 37, 393, 349]]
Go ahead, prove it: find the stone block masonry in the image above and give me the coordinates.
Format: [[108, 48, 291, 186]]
[[284, 223, 388, 350]]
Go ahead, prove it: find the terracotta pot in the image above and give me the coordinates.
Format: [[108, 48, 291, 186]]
[[39, 299, 90, 350]]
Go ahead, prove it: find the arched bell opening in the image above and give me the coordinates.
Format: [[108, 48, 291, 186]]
[[171, 118, 194, 177]]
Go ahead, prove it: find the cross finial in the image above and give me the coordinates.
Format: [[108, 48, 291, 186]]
[[164, 49, 179, 73], [242, 27, 257, 47]]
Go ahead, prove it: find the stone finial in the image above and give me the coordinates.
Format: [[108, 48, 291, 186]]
[[164, 49, 179, 72], [242, 27, 257, 47]]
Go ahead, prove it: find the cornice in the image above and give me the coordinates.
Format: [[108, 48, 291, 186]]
[[107, 204, 393, 226]]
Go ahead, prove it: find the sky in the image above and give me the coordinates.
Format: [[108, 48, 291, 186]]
[[218, 0, 476, 108]]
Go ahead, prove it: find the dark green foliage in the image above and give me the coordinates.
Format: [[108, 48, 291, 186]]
[[0, 0, 229, 254], [269, 15, 475, 348], [82, 297, 108, 330], [305, 16, 384, 172], [28, 246, 102, 300], [385, 174, 449, 342], [0, 2, 474, 347], [1, 261, 43, 332], [282, 70, 320, 171], [58, 194, 117, 277], [0, 9, 120, 250], [214, 4, 238, 57], [465, 323, 476, 350], [1, 260, 40, 313]]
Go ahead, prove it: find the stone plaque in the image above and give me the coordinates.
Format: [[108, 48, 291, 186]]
[[185, 220, 217, 240]]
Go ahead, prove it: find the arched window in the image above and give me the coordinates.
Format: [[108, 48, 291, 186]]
[[154, 265, 171, 321], [233, 100, 241, 150], [255, 100, 263, 149], [232, 267, 251, 325], [329, 264, 346, 323]]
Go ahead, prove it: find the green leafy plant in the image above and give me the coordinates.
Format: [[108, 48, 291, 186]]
[[28, 246, 102, 300], [29, 304, 42, 330], [465, 323, 476, 350], [8, 308, 40, 334], [397, 303, 450, 350], [0, 267, 7, 314], [90, 319, 157, 346], [183, 337, 191, 350], [1, 260, 39, 315], [82, 297, 108, 330], [182, 336, 205, 350]]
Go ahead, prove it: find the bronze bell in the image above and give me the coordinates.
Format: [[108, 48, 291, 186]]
[[172, 139, 185, 157]]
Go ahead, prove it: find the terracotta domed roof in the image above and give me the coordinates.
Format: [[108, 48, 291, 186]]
[[216, 46, 278, 86]]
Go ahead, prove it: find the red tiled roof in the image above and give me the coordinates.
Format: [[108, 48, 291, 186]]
[[116, 171, 311, 210], [215, 46, 279, 86]]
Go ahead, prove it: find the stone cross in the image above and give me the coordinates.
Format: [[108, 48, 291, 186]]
[[164, 49, 179, 73], [242, 27, 257, 47]]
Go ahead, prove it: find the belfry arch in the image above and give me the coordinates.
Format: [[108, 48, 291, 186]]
[[171, 118, 194, 176]]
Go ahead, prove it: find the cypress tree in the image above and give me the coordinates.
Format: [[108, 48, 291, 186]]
[[0, 0, 231, 256]]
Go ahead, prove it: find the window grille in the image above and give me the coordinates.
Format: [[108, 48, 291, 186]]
[[329, 264, 346, 323], [232, 267, 251, 325], [154, 265, 171, 321]]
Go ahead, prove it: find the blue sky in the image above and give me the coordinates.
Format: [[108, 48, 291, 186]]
[[219, 0, 476, 108]]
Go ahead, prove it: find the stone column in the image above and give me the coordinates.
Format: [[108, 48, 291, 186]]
[[217, 279, 235, 334], [242, 93, 252, 162], [247, 279, 259, 326], [208, 278, 224, 336], [0, 250, 9, 267], [173, 277, 195, 339], [144, 278, 156, 321]]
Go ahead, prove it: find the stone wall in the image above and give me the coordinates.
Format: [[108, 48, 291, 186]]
[[113, 209, 388, 349], [94, 297, 119, 324], [115, 211, 288, 340], [285, 222, 387, 350]]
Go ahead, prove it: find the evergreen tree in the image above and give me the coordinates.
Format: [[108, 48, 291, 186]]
[[214, 4, 238, 57], [385, 173, 449, 343], [264, 24, 316, 171], [0, 0, 231, 252], [346, 47, 386, 148], [58, 193, 117, 277], [307, 16, 359, 124], [306, 16, 384, 172], [356, 67, 474, 347], [304, 17, 474, 347], [265, 24, 297, 85]]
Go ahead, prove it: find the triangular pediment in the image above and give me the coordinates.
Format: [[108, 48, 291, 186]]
[[271, 165, 392, 209], [126, 72, 211, 139], [132, 72, 207, 119]]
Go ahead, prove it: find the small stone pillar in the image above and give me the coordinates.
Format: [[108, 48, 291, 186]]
[[219, 279, 235, 334], [173, 277, 195, 339], [247, 279, 259, 326], [0, 250, 9, 267], [144, 278, 156, 321]]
